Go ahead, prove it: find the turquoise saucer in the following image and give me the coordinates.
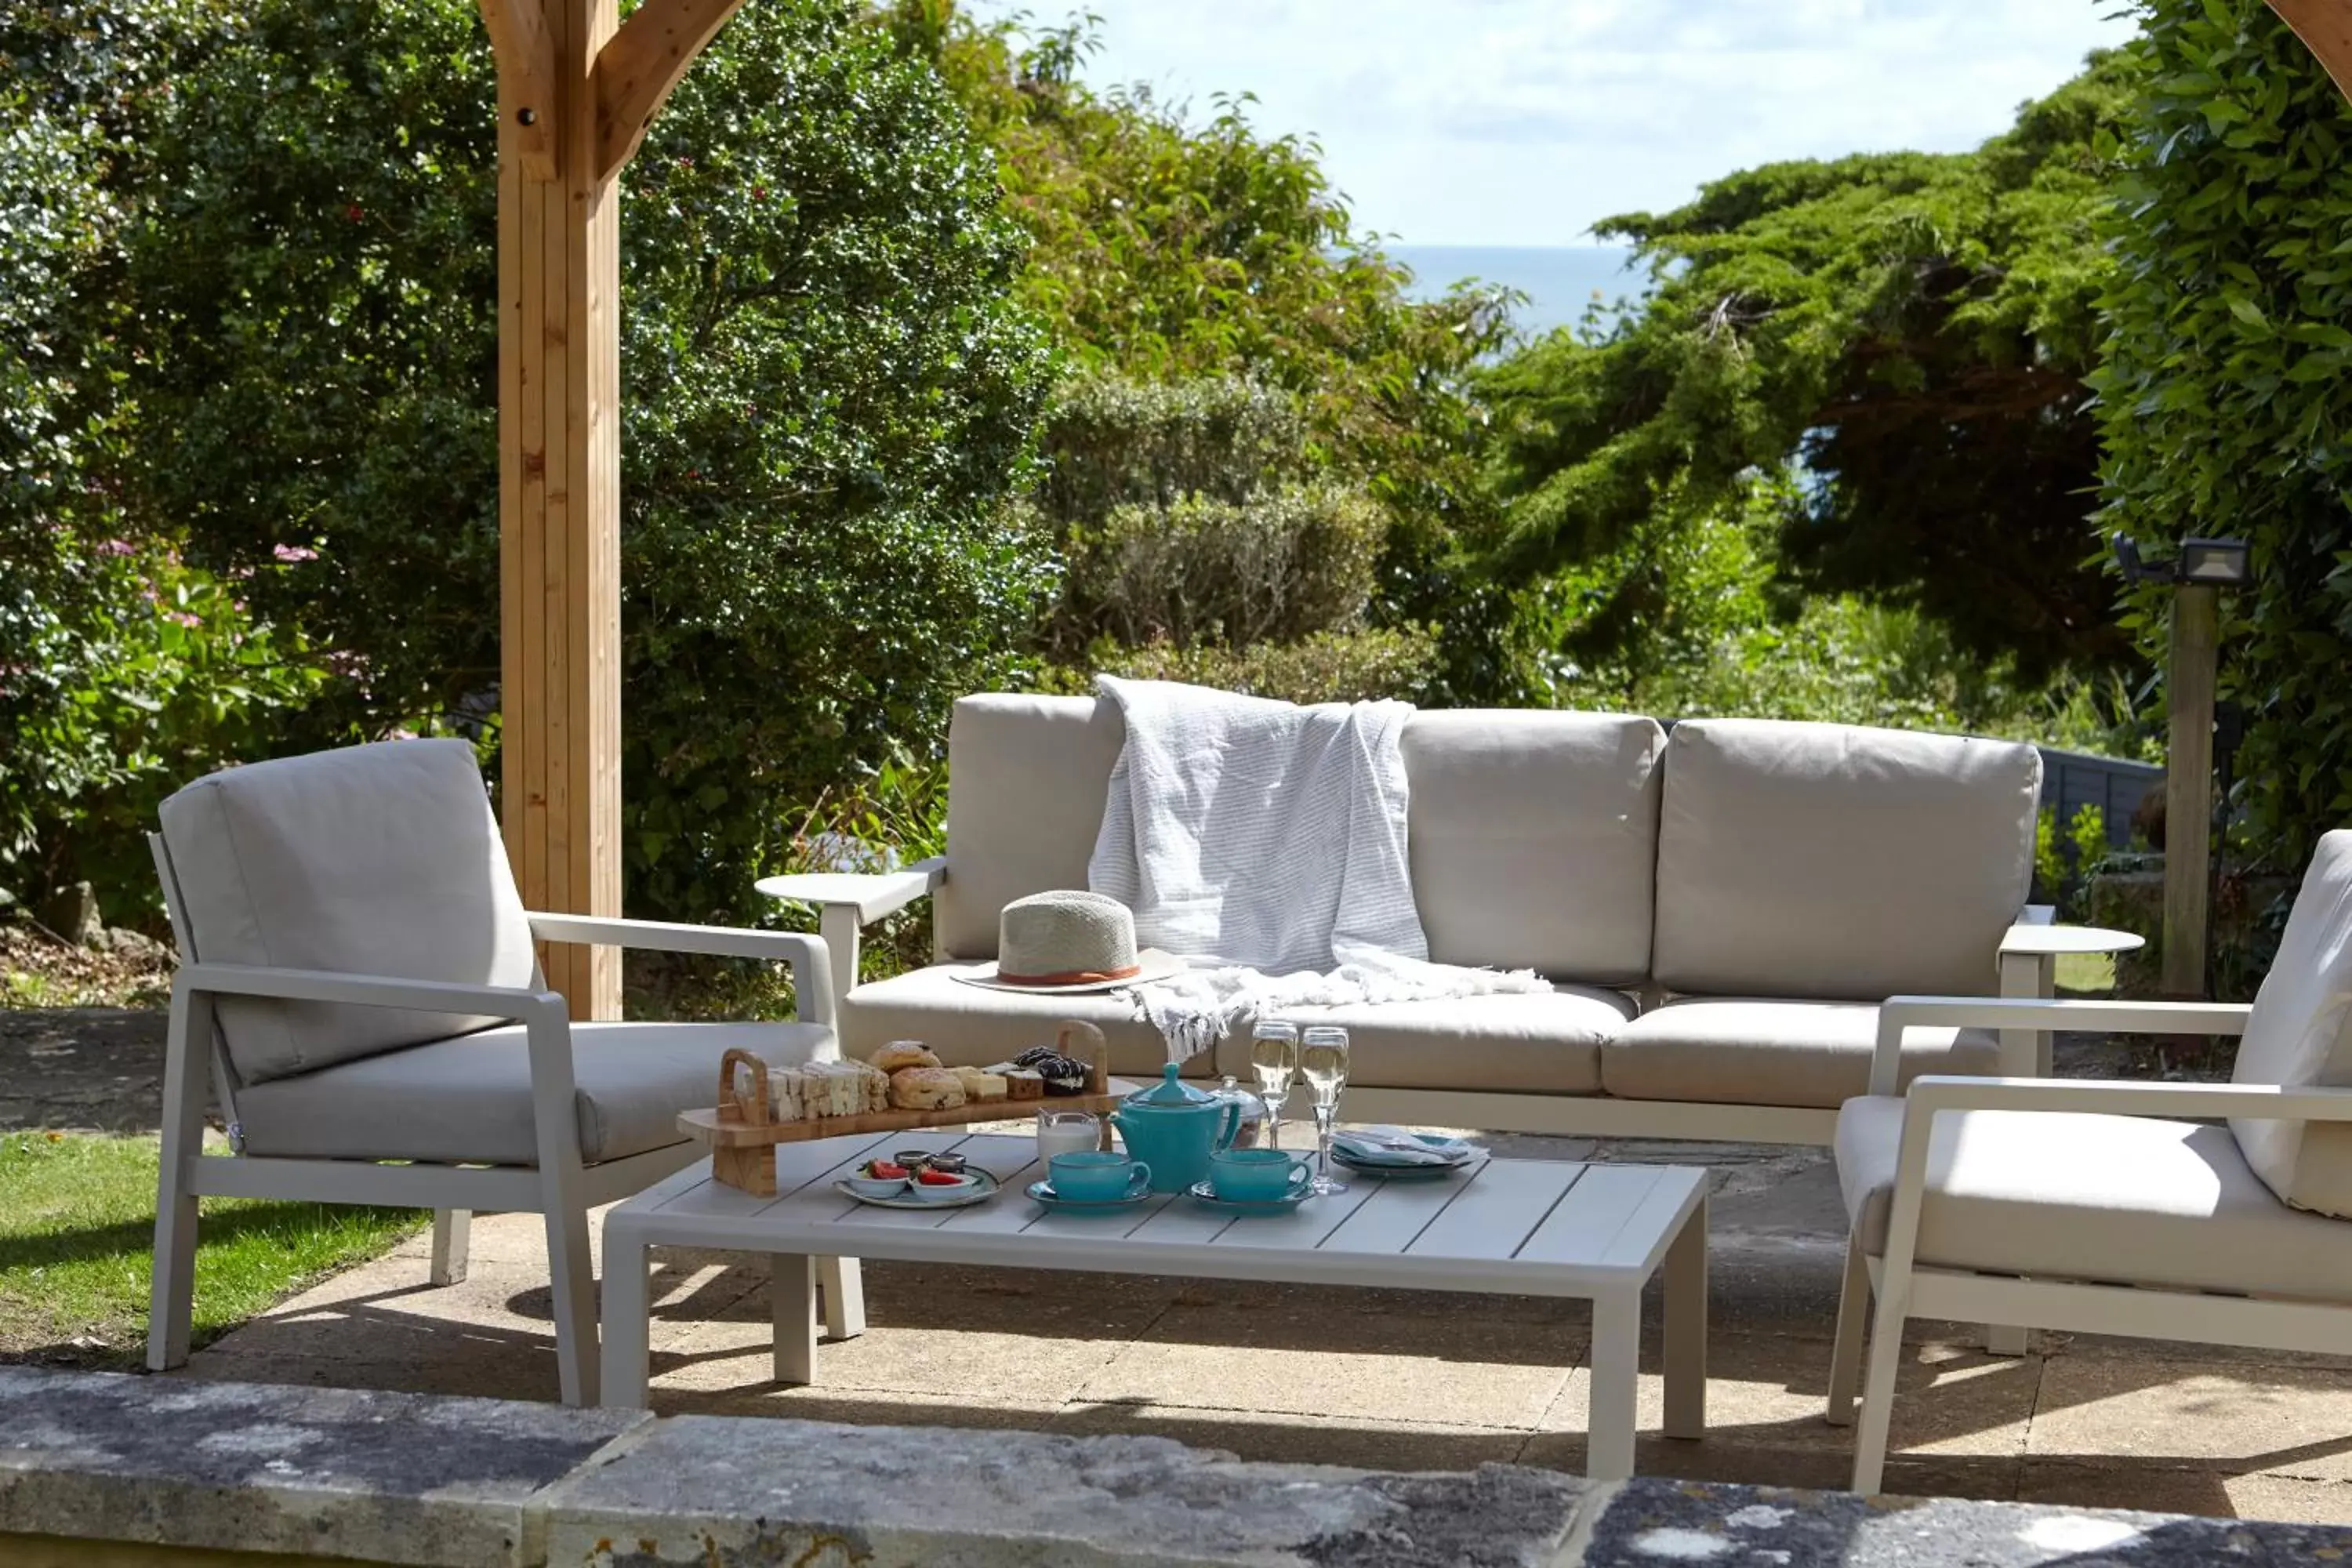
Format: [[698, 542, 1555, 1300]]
[[1186, 1180, 1313, 1214], [1026, 1179, 1151, 1214]]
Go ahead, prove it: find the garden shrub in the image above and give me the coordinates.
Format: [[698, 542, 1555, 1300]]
[[113, 0, 1053, 924], [1047, 626, 1443, 707], [2094, 0, 2352, 873]]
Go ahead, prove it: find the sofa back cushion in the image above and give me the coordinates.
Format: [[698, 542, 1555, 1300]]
[[2230, 829, 2352, 1219], [1650, 718, 2040, 1001], [158, 739, 538, 1083], [938, 695, 1127, 959], [1402, 710, 1664, 984]]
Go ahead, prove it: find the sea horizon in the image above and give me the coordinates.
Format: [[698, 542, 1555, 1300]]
[[1384, 242, 1645, 339]]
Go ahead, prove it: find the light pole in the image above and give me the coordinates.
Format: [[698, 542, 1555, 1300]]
[[2114, 534, 2252, 998]]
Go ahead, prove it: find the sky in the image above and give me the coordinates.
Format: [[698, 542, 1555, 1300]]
[[966, 0, 2140, 248]]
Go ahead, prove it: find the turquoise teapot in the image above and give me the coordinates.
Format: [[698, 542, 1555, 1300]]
[[1112, 1064, 1242, 1194]]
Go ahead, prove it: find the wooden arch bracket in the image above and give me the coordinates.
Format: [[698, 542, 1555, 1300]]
[[2267, 0, 2352, 104], [477, 0, 558, 180], [591, 0, 751, 184]]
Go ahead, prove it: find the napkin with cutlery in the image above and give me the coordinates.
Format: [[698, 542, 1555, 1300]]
[[1330, 1126, 1476, 1166]]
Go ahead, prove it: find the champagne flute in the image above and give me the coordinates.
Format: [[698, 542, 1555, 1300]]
[[1299, 1025, 1350, 1195], [1248, 1021, 1298, 1152]]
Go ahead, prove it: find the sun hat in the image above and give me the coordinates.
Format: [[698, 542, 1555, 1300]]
[[951, 890, 1185, 993]]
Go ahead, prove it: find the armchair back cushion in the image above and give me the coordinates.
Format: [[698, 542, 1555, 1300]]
[[158, 739, 539, 1083], [937, 695, 1126, 960], [1650, 719, 2040, 1001], [2230, 828, 2352, 1219], [1401, 710, 1664, 983]]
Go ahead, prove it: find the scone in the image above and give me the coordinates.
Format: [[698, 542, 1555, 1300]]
[[871, 1040, 942, 1074], [888, 1066, 967, 1111]]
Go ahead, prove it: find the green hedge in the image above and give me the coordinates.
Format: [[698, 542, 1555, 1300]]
[[2094, 0, 2352, 869]]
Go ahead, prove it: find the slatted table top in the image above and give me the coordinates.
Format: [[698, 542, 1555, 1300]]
[[612, 1130, 1707, 1298]]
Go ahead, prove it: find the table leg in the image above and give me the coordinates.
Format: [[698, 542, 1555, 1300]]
[[1587, 1288, 1640, 1481], [1662, 1194, 1708, 1442], [818, 1256, 866, 1341], [1986, 951, 2053, 1358], [598, 1224, 652, 1410], [772, 1253, 818, 1385]]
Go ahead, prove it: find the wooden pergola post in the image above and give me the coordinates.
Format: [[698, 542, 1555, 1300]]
[[479, 0, 746, 1018]]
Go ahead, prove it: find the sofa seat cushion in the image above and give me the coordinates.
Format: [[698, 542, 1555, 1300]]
[[1210, 985, 1632, 1094], [234, 1020, 833, 1167], [1601, 999, 2000, 1110], [1836, 1096, 2352, 1301], [840, 965, 1208, 1078]]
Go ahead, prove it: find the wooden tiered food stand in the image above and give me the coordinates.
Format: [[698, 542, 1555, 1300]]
[[680, 1022, 1131, 1194]]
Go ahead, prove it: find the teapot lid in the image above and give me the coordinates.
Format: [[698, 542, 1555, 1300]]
[[1127, 1062, 1214, 1109]]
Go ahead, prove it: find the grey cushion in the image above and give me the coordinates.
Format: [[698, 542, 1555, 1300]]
[[158, 739, 539, 1084], [935, 695, 1125, 960], [840, 964, 1207, 1078], [1209, 984, 1631, 1094], [1602, 998, 2000, 1109], [1836, 1095, 2352, 1302], [1401, 711, 1664, 985], [2230, 829, 2352, 1219], [234, 1020, 833, 1167], [1650, 719, 2040, 1001]]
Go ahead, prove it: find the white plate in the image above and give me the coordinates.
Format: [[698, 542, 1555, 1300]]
[[833, 1170, 1000, 1210]]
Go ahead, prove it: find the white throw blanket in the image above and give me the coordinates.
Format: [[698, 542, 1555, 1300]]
[[1087, 676, 1548, 1058]]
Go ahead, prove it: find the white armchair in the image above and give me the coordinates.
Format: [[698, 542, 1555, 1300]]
[[147, 739, 845, 1406], [1826, 830, 2352, 1495]]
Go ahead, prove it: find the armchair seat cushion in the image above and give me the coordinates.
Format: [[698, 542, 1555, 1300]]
[[1210, 985, 1628, 1093], [234, 1020, 834, 1167], [1836, 1096, 2352, 1301], [840, 965, 1203, 1077], [1602, 999, 2001, 1109]]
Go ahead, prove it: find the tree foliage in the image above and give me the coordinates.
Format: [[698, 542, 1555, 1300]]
[[105, 0, 1053, 921], [2094, 0, 2352, 869], [1479, 53, 2140, 683]]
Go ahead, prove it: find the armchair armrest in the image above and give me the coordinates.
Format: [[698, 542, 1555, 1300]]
[[752, 856, 946, 924], [524, 914, 834, 1029], [176, 961, 568, 1026], [1901, 1073, 2352, 1125], [1868, 996, 2252, 1095]]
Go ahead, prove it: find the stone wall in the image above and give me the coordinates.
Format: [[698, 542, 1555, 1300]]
[[3, 1368, 2347, 1567]]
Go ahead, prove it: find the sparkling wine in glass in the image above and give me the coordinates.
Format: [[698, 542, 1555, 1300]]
[[1248, 1021, 1298, 1152], [1299, 1025, 1350, 1194]]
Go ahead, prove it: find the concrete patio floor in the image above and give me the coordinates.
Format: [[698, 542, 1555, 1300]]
[[176, 1130, 2352, 1527]]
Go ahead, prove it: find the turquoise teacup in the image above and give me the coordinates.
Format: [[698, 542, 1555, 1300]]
[[1048, 1151, 1150, 1203], [1207, 1147, 1313, 1203]]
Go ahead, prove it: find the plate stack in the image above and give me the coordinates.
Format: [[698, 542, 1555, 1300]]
[[1328, 1127, 1477, 1180]]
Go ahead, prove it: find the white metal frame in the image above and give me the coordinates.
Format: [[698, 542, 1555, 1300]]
[[754, 867, 2116, 1151], [147, 833, 849, 1406], [1825, 994, 2352, 1494]]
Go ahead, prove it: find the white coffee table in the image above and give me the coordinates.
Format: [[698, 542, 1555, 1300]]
[[600, 1131, 1708, 1479]]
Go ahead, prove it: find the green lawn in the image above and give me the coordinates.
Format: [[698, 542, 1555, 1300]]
[[0, 1131, 423, 1370], [2055, 951, 2118, 994]]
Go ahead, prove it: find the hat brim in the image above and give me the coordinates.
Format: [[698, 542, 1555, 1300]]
[[949, 948, 1189, 994]]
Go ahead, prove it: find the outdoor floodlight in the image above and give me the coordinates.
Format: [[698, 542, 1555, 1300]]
[[2111, 532, 2253, 589], [2178, 537, 2252, 586]]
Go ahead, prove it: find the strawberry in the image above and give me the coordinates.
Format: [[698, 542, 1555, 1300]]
[[916, 1168, 967, 1186], [865, 1160, 909, 1180]]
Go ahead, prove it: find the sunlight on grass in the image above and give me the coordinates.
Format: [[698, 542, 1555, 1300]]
[[2055, 952, 2118, 994], [0, 1131, 423, 1368]]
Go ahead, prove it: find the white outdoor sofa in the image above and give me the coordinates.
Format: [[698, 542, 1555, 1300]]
[[764, 695, 2078, 1147]]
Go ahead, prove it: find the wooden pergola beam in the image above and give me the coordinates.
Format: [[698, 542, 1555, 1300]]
[[2267, 0, 2352, 103], [592, 0, 750, 183], [480, 0, 745, 1018]]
